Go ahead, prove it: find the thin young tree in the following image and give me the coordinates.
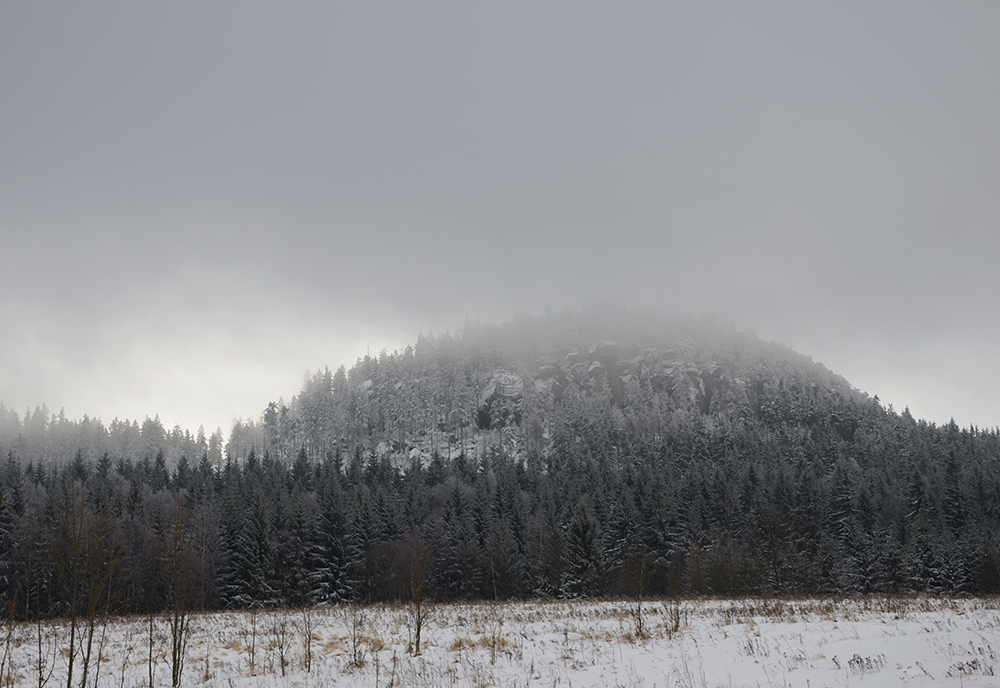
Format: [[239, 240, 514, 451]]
[[397, 533, 434, 655], [50, 477, 125, 688], [163, 491, 204, 687]]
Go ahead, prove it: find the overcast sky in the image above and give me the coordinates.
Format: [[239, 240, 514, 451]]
[[2, 2, 999, 435]]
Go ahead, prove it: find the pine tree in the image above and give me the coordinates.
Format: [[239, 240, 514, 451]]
[[218, 488, 277, 609], [312, 476, 351, 605], [561, 497, 603, 598], [436, 479, 480, 599], [0, 487, 16, 606]]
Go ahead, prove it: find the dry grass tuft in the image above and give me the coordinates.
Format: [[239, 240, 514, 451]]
[[449, 636, 475, 652], [363, 635, 386, 652], [322, 637, 347, 654]]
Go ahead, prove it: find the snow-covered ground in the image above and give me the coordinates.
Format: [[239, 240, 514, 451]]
[[4, 596, 1000, 687]]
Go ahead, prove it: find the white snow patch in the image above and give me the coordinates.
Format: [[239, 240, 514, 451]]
[[3, 596, 999, 687]]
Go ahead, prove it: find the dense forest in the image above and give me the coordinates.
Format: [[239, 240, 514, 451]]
[[2, 308, 1000, 624]]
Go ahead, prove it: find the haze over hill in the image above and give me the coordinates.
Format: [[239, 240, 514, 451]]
[[4, 306, 869, 466], [228, 307, 870, 465]]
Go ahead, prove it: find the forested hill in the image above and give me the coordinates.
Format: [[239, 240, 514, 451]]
[[2, 309, 1000, 622], [231, 308, 869, 466]]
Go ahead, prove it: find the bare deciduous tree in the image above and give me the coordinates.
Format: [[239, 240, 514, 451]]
[[163, 491, 205, 687], [50, 479, 124, 688], [396, 533, 433, 656]]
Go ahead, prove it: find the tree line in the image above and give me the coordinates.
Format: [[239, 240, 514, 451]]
[[2, 309, 1000, 631]]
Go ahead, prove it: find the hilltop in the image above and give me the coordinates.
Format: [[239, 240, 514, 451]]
[[238, 307, 867, 470]]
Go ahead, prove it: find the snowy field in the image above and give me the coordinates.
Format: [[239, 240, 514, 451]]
[[3, 596, 1000, 687]]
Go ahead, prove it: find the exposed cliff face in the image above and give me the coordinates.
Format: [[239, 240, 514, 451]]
[[477, 372, 524, 430]]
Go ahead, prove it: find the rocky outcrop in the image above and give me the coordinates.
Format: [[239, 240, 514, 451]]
[[477, 371, 524, 430]]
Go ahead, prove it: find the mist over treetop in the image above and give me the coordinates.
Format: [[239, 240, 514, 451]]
[[241, 306, 864, 467]]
